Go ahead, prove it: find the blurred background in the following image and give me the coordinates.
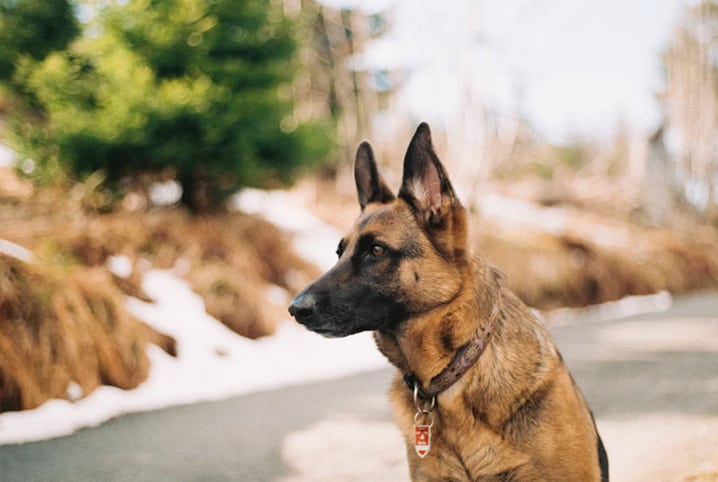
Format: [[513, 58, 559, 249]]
[[1, 0, 717, 481]]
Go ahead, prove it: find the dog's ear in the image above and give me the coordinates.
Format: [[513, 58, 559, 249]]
[[354, 141, 395, 211], [399, 122, 459, 226]]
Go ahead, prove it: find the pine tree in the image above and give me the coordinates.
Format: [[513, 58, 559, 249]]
[[4, 0, 334, 211], [0, 0, 79, 83]]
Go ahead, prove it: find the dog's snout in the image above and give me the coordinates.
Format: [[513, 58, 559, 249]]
[[288, 292, 317, 322]]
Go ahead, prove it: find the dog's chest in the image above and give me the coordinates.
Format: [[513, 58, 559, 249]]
[[392, 384, 529, 481]]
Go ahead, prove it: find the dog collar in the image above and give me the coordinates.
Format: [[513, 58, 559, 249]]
[[403, 299, 500, 401]]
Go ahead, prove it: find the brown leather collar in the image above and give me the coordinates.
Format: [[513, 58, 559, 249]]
[[403, 297, 501, 401]]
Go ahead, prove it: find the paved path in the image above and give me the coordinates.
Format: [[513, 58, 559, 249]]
[[0, 293, 716, 482], [0, 369, 395, 482]]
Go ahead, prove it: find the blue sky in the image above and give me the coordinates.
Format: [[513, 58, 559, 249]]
[[322, 0, 691, 143]]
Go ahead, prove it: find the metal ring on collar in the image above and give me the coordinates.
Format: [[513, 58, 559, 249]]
[[413, 381, 436, 413], [414, 410, 434, 427]]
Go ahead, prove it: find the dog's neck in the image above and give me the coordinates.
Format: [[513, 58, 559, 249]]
[[402, 309, 498, 399], [374, 257, 502, 398]]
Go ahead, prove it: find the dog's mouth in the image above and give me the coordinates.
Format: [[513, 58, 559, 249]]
[[289, 307, 373, 339], [303, 325, 348, 338], [291, 313, 356, 338], [288, 288, 399, 337], [295, 315, 384, 339]]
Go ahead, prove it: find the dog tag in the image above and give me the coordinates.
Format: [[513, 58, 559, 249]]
[[414, 424, 431, 458]]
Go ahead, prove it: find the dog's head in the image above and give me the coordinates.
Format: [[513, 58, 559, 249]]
[[288, 123, 469, 337]]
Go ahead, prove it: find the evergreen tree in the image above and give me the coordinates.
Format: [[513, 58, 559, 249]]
[[4, 0, 334, 211], [0, 0, 79, 83]]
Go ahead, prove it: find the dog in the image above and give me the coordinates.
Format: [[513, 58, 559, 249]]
[[289, 123, 608, 481]]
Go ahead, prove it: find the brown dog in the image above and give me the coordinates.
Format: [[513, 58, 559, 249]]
[[289, 123, 608, 481]]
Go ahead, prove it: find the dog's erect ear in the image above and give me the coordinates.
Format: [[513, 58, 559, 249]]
[[355, 141, 395, 211], [399, 123, 458, 225]]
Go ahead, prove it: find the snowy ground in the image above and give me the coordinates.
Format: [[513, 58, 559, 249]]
[[0, 269, 388, 445], [0, 189, 387, 445], [0, 188, 678, 447]]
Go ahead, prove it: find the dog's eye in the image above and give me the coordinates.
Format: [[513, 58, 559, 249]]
[[370, 245, 385, 257]]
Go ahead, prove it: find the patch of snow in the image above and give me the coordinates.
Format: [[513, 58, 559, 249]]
[[0, 268, 386, 445], [478, 192, 636, 250], [0, 144, 16, 167], [65, 382, 84, 402], [0, 239, 33, 263], [148, 180, 182, 206], [479, 193, 569, 234], [266, 284, 291, 305], [231, 188, 341, 272], [106, 255, 133, 278], [599, 413, 718, 482], [597, 317, 718, 354], [545, 291, 673, 327], [280, 417, 409, 482]]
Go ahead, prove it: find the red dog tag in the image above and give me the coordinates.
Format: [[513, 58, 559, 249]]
[[415, 424, 431, 458]]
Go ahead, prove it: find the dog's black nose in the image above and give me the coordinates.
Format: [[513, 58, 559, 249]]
[[288, 292, 316, 322]]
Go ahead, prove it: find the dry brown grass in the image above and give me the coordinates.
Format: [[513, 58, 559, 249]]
[[685, 471, 718, 482], [187, 261, 281, 339], [0, 185, 319, 412], [135, 211, 319, 338], [473, 216, 718, 309], [4, 200, 319, 339], [0, 254, 175, 412]]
